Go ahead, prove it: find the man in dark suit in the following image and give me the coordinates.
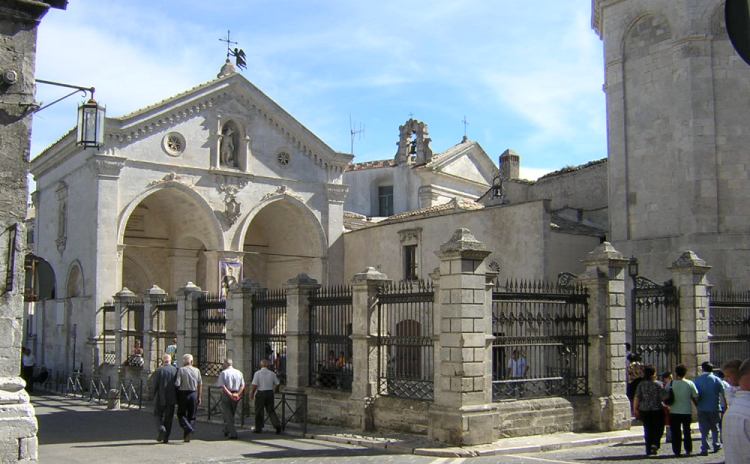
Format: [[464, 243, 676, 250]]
[[151, 354, 178, 443]]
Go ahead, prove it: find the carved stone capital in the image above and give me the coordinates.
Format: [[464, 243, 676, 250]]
[[87, 155, 126, 179]]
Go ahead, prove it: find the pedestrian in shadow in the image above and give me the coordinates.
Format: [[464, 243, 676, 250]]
[[151, 354, 178, 443], [634, 364, 666, 456], [175, 353, 202, 442]]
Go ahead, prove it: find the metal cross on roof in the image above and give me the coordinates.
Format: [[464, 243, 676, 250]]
[[219, 30, 247, 70]]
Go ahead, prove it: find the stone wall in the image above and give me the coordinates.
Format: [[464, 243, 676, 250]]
[[0, 1, 62, 461], [595, 0, 750, 286]]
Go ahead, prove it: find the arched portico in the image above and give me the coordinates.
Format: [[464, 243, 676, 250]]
[[239, 197, 328, 288], [119, 185, 223, 295]]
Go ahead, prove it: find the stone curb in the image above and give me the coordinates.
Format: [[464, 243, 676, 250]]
[[305, 430, 653, 458]]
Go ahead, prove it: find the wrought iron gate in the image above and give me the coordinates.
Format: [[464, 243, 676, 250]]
[[632, 277, 679, 374], [251, 289, 287, 383], [196, 294, 226, 376], [709, 289, 750, 366], [309, 286, 353, 390]]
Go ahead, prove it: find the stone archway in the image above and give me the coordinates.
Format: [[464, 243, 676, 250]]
[[121, 187, 221, 295], [242, 199, 327, 288]]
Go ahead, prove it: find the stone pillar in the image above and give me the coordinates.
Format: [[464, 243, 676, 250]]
[[113, 287, 136, 379], [144, 285, 167, 373], [429, 228, 496, 446], [580, 242, 631, 432], [670, 251, 711, 376], [176, 282, 202, 365], [284, 274, 320, 391], [226, 279, 261, 378], [350, 267, 390, 431]]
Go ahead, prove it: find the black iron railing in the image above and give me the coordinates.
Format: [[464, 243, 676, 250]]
[[492, 279, 589, 400], [197, 294, 227, 376], [632, 277, 679, 375], [709, 289, 750, 366], [99, 304, 117, 365], [376, 280, 434, 401], [153, 299, 178, 368], [251, 289, 287, 384], [123, 300, 145, 367], [309, 285, 353, 391]]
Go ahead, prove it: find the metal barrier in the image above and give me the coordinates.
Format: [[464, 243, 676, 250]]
[[119, 379, 143, 409], [245, 390, 307, 434], [65, 373, 85, 398], [89, 377, 111, 403]]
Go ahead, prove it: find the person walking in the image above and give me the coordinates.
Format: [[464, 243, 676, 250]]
[[668, 364, 699, 456], [175, 353, 202, 442], [216, 359, 245, 439], [151, 354, 178, 443], [249, 359, 281, 434], [722, 359, 742, 408], [723, 358, 750, 464], [21, 348, 35, 393], [633, 364, 666, 456], [661, 371, 673, 443], [694, 361, 725, 455]]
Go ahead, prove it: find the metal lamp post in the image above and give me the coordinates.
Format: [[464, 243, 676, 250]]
[[628, 257, 639, 351]]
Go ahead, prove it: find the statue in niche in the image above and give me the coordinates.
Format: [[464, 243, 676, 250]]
[[220, 122, 239, 168]]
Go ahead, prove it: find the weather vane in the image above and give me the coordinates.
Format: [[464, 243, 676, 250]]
[[219, 30, 246, 70], [462, 115, 469, 140]]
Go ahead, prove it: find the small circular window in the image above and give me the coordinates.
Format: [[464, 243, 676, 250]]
[[162, 132, 186, 157], [277, 151, 290, 166]]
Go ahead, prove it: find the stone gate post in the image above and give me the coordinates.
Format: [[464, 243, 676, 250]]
[[350, 267, 389, 431], [113, 287, 136, 380], [284, 274, 320, 391], [144, 285, 167, 373], [579, 242, 631, 431], [429, 228, 495, 446], [226, 279, 261, 379], [176, 282, 202, 365], [670, 251, 711, 375]]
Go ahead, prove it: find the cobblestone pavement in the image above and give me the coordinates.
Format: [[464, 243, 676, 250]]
[[35, 394, 725, 464]]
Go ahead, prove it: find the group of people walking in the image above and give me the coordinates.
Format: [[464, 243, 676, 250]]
[[150, 354, 282, 443], [628, 354, 750, 463]]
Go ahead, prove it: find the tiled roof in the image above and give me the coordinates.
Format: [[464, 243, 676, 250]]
[[380, 198, 484, 224], [536, 158, 607, 181]]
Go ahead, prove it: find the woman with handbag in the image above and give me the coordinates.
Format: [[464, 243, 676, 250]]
[[668, 364, 699, 456]]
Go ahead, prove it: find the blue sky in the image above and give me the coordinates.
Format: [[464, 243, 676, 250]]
[[31, 0, 606, 180]]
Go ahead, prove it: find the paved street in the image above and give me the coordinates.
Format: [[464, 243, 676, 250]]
[[35, 394, 726, 464]]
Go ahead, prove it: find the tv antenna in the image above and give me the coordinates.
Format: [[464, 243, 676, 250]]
[[349, 115, 365, 156]]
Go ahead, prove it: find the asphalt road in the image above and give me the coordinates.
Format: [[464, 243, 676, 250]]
[[34, 394, 725, 464]]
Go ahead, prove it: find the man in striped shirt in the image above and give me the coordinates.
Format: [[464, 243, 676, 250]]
[[723, 358, 750, 464]]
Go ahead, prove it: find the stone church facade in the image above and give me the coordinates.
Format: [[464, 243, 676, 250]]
[[29, 62, 351, 374]]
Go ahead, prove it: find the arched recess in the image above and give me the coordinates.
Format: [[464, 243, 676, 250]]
[[65, 260, 84, 298], [119, 184, 222, 295], [238, 196, 328, 288], [24, 254, 56, 301]]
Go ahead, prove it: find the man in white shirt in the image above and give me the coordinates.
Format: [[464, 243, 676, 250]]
[[250, 359, 281, 434], [21, 348, 35, 393], [216, 359, 245, 439], [723, 358, 750, 464], [723, 359, 742, 407], [175, 353, 202, 442], [507, 349, 529, 397]]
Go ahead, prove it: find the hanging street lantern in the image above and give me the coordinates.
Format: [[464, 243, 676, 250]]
[[76, 97, 105, 148]]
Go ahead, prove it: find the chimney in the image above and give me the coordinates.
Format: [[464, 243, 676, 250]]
[[499, 149, 520, 180]]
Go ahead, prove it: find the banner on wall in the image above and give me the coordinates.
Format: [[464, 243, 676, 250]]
[[219, 260, 242, 298]]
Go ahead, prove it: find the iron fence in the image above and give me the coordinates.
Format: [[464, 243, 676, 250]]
[[309, 285, 353, 391], [88, 376, 111, 403], [376, 280, 434, 401], [632, 277, 679, 375], [709, 289, 750, 366], [251, 289, 287, 383], [153, 299, 178, 368], [492, 279, 589, 400], [123, 300, 145, 367], [197, 294, 227, 376], [99, 304, 117, 365]]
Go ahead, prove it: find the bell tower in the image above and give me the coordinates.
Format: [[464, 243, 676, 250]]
[[593, 0, 750, 286]]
